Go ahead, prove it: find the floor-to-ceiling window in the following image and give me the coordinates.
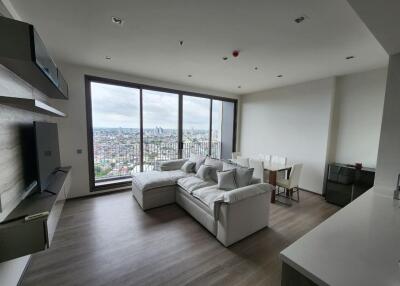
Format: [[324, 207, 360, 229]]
[[86, 76, 237, 190], [143, 89, 179, 171], [182, 95, 211, 158], [90, 82, 140, 182]]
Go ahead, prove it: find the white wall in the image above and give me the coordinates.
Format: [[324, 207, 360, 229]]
[[54, 62, 239, 199], [239, 78, 336, 193], [375, 53, 400, 189], [330, 68, 387, 167]]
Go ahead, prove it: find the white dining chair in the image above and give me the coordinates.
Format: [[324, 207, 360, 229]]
[[271, 155, 287, 180], [276, 163, 303, 202], [249, 159, 265, 183], [236, 156, 250, 167], [265, 154, 271, 163], [271, 155, 287, 165]]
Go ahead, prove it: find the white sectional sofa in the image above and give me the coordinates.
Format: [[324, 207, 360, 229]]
[[132, 158, 272, 247]]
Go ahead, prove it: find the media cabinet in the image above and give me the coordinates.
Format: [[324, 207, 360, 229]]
[[0, 167, 71, 263]]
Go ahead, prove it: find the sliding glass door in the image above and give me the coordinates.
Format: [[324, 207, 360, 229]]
[[142, 89, 179, 171], [86, 76, 237, 190], [90, 82, 140, 181]]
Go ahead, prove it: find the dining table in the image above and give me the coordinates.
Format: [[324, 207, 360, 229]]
[[262, 161, 292, 203]]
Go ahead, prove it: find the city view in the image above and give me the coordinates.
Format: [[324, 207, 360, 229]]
[[93, 127, 221, 180]]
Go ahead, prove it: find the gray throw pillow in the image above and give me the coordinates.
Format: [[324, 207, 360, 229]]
[[181, 161, 195, 173], [189, 155, 206, 172], [235, 167, 254, 188], [205, 158, 223, 182], [222, 162, 237, 171], [223, 162, 254, 188], [217, 169, 237, 191], [196, 165, 211, 180]]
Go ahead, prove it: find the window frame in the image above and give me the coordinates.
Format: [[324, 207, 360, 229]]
[[85, 74, 237, 191]]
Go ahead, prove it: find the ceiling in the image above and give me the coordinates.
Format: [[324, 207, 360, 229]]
[[347, 0, 400, 55], [7, 0, 388, 94]]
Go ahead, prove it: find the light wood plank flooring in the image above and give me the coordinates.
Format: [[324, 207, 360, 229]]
[[21, 190, 339, 286]]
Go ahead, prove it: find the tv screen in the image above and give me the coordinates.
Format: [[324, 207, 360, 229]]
[[34, 122, 61, 191]]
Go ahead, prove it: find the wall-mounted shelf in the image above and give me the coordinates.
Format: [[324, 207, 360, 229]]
[[0, 167, 71, 263], [0, 16, 68, 99], [0, 96, 66, 117]]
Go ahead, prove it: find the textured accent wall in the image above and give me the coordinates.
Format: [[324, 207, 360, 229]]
[[0, 65, 52, 221]]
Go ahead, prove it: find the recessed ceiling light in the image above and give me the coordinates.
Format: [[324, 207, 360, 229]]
[[187, 74, 192, 78], [222, 56, 228, 61], [345, 56, 355, 60], [277, 74, 283, 78], [111, 16, 124, 25], [254, 67, 259, 70], [105, 56, 112, 60], [294, 15, 308, 24]]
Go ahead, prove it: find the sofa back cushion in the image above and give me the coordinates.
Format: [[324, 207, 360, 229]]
[[204, 157, 223, 182], [217, 169, 237, 191], [189, 154, 206, 172], [196, 165, 212, 180], [181, 161, 195, 173], [223, 162, 254, 188]]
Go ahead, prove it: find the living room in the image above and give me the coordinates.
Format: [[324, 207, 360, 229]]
[[1, 1, 399, 285]]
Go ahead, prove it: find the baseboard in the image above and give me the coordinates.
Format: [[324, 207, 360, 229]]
[[67, 187, 131, 201]]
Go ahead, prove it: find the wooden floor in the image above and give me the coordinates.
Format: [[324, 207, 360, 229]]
[[21, 190, 339, 286]]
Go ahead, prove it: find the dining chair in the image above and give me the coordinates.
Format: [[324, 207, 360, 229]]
[[249, 159, 265, 183], [236, 156, 250, 167], [271, 155, 287, 180], [276, 163, 303, 202], [265, 154, 271, 163]]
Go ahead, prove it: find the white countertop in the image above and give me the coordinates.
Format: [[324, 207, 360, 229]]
[[280, 186, 400, 286]]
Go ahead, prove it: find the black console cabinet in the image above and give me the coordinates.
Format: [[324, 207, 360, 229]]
[[325, 163, 375, 207]]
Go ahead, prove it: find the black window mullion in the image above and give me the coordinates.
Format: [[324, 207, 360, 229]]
[[209, 99, 212, 157], [178, 93, 183, 159], [139, 88, 144, 172]]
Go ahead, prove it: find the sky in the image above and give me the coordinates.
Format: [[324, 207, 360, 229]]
[[91, 82, 224, 130]]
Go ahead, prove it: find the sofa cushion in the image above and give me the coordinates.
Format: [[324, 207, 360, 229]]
[[177, 176, 216, 194], [132, 170, 191, 192], [181, 161, 195, 173], [196, 165, 212, 180], [192, 186, 225, 210], [204, 158, 223, 182], [189, 154, 206, 172], [159, 159, 188, 171], [217, 169, 237, 191], [223, 162, 254, 188]]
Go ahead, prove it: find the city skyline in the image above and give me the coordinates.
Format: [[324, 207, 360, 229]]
[[91, 82, 220, 130]]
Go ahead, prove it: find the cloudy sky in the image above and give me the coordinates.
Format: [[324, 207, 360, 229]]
[[91, 82, 222, 130]]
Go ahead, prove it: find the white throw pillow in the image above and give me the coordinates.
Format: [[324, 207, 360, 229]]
[[196, 165, 211, 180], [181, 161, 195, 173], [189, 154, 206, 172]]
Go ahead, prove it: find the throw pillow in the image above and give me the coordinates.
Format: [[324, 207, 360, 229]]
[[217, 169, 237, 191], [181, 161, 195, 173], [189, 154, 206, 172], [223, 162, 254, 188], [222, 162, 237, 171], [205, 157, 223, 182], [235, 166, 254, 188], [196, 165, 211, 180]]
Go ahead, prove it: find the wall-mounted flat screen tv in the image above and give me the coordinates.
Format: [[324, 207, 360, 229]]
[[34, 122, 61, 192]]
